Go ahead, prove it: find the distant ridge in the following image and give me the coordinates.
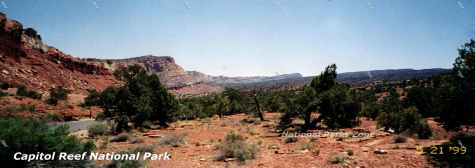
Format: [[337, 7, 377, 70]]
[[88, 54, 450, 93], [226, 68, 451, 90], [336, 68, 451, 85]]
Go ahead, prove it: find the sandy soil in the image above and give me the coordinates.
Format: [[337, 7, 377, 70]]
[[93, 112, 449, 168]]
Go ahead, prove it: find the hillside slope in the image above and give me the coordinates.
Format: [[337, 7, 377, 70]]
[[86, 56, 223, 96], [0, 12, 118, 94]]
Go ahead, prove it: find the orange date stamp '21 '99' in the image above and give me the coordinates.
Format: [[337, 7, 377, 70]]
[[416, 145, 467, 155]]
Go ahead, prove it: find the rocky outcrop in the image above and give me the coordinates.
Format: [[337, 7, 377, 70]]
[[88, 55, 196, 88], [87, 55, 225, 96], [47, 47, 111, 75], [22, 27, 48, 53], [0, 13, 118, 94]]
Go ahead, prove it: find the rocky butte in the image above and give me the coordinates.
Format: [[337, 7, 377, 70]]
[[0, 12, 118, 95]]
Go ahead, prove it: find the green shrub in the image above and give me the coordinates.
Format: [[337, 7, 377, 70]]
[[96, 112, 106, 120], [299, 142, 315, 151], [141, 121, 153, 129], [0, 82, 10, 89], [277, 109, 296, 132], [159, 133, 186, 147], [359, 102, 382, 119], [393, 135, 408, 143], [318, 84, 361, 129], [93, 65, 179, 130], [2, 105, 36, 116], [345, 149, 354, 156], [416, 120, 432, 139], [240, 117, 261, 125], [404, 86, 440, 117], [45, 113, 64, 121], [46, 97, 59, 105], [46, 87, 69, 105], [377, 106, 432, 138], [0, 118, 95, 168], [0, 90, 7, 97], [16, 85, 29, 97], [130, 137, 145, 144], [284, 136, 298, 143], [215, 131, 259, 164], [88, 123, 108, 137], [328, 153, 349, 164], [83, 89, 101, 107], [16, 85, 42, 99]]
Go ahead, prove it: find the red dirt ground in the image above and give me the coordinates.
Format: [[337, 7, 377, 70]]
[[93, 112, 449, 168]]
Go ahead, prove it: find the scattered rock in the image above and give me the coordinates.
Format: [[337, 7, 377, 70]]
[[374, 149, 387, 154], [268, 144, 279, 150], [388, 128, 395, 133], [299, 149, 309, 154], [224, 158, 235, 162]]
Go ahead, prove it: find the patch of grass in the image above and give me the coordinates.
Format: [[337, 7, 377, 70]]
[[16, 85, 42, 99], [328, 153, 349, 164], [284, 136, 298, 143], [240, 118, 261, 125], [141, 121, 153, 129], [129, 137, 144, 144], [299, 142, 315, 151], [216, 131, 259, 164], [110, 134, 129, 142], [159, 133, 186, 147], [45, 113, 64, 122], [309, 137, 318, 142], [345, 149, 354, 156], [88, 123, 108, 138], [312, 148, 320, 156], [200, 118, 211, 123], [95, 112, 106, 121], [99, 137, 109, 149], [106, 149, 146, 168], [220, 120, 238, 127], [393, 135, 408, 143], [247, 127, 259, 136], [2, 104, 36, 114], [256, 139, 263, 146]]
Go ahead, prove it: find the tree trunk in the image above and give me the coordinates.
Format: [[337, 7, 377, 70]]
[[254, 96, 265, 121], [304, 111, 311, 129]]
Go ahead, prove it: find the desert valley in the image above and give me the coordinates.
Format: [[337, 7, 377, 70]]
[[0, 6, 474, 168]]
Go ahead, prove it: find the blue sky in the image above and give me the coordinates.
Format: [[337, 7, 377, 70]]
[[1, 0, 474, 76]]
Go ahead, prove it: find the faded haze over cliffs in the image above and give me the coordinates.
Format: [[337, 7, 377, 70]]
[[87, 55, 450, 92], [1, 12, 449, 96]]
